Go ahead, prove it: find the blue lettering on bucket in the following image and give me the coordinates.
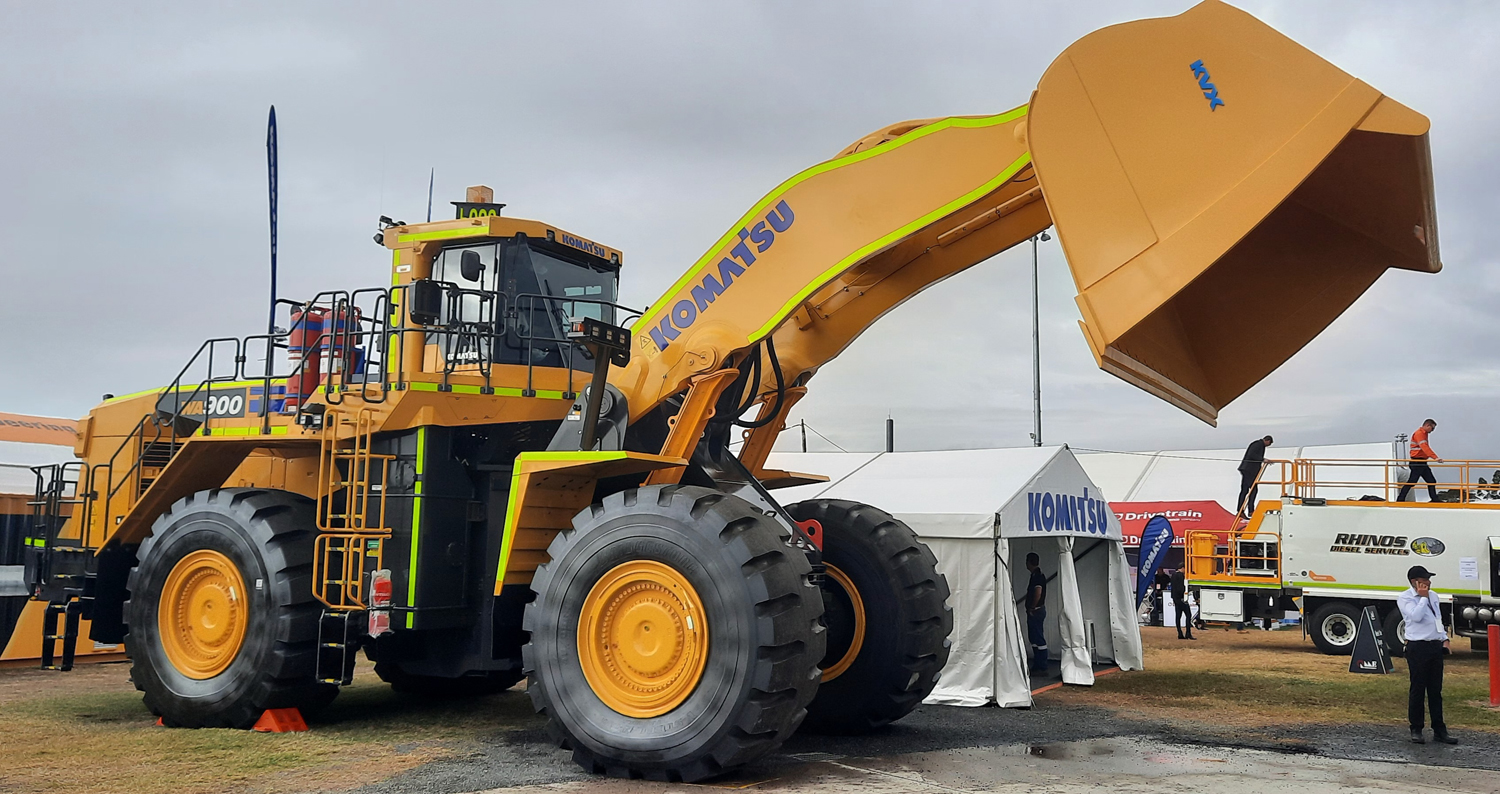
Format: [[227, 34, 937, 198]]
[[1190, 60, 1224, 111]]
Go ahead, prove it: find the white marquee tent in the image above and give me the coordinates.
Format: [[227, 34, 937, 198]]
[[767, 446, 1142, 708]]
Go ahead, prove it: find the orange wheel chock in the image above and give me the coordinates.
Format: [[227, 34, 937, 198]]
[[252, 707, 309, 733]]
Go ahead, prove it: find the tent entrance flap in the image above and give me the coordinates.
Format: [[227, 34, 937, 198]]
[[1027, 0, 1440, 425]]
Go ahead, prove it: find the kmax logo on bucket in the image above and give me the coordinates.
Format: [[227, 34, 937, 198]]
[[1027, 488, 1111, 535], [647, 201, 796, 350]]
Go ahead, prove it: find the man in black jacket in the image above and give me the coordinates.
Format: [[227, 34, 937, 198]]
[[1237, 435, 1274, 519], [1025, 552, 1048, 671]]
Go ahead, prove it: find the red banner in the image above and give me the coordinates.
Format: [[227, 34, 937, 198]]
[[1113, 500, 1236, 548]]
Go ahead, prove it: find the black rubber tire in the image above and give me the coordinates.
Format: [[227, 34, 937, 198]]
[[1383, 607, 1407, 658], [374, 662, 524, 697], [523, 485, 824, 782], [786, 499, 952, 734], [124, 488, 336, 728], [1309, 601, 1360, 656]]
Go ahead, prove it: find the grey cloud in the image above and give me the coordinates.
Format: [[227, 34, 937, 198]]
[[2, 1, 1497, 467]]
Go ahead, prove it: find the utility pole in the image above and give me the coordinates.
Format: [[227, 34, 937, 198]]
[[801, 419, 807, 453], [886, 416, 894, 453], [1030, 231, 1051, 446]]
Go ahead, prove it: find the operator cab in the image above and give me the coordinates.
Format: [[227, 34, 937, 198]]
[[428, 235, 620, 372]]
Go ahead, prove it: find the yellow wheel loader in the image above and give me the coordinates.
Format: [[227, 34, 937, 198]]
[[22, 2, 1441, 781]]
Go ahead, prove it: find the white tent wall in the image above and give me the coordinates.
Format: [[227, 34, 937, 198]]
[[893, 511, 996, 708], [920, 531, 995, 707], [991, 535, 1031, 708], [1055, 538, 1094, 685], [1106, 542, 1144, 670]]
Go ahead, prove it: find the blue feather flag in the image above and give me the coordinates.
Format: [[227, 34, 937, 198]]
[[1135, 515, 1175, 607]]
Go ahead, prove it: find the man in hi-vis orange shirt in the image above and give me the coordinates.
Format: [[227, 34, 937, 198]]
[[1398, 419, 1443, 502]]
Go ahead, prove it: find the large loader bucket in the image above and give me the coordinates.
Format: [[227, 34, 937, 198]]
[[1029, 0, 1440, 424]]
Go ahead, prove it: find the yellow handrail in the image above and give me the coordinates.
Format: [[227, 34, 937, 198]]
[[1251, 458, 1500, 505]]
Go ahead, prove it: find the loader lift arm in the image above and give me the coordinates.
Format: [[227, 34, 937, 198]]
[[612, 0, 1440, 449]]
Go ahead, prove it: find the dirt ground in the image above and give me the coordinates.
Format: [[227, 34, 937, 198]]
[[1, 626, 1496, 794]]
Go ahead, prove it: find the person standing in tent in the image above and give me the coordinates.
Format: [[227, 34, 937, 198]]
[[1397, 419, 1443, 503], [1025, 552, 1048, 672], [1236, 435, 1274, 519], [1171, 569, 1194, 640]]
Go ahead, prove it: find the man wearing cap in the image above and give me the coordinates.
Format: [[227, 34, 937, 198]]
[[1397, 564, 1457, 744]]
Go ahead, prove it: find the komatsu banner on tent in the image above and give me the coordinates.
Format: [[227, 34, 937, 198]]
[[768, 445, 1143, 709]]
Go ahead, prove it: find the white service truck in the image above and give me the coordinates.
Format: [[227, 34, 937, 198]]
[[1189, 490, 1500, 656]]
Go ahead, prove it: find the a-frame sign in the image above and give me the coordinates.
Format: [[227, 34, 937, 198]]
[[1348, 605, 1393, 674]]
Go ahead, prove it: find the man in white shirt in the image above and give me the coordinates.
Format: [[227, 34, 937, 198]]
[[1397, 564, 1456, 744]]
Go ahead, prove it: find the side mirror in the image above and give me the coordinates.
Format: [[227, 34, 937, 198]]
[[460, 249, 486, 283], [409, 279, 443, 326]]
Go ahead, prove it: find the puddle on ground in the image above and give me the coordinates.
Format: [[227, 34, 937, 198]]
[[1027, 739, 1116, 760]]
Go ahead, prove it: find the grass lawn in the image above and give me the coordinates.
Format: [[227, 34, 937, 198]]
[[1044, 625, 1500, 735], [0, 661, 535, 794], [4, 626, 1496, 792]]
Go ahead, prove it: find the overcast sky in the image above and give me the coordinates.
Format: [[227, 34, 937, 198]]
[[2, 2, 1497, 461]]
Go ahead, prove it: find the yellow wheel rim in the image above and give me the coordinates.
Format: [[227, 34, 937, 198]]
[[821, 564, 866, 682], [578, 560, 708, 718], [158, 549, 249, 680]]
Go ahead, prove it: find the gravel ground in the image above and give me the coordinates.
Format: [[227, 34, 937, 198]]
[[352, 699, 1500, 794]]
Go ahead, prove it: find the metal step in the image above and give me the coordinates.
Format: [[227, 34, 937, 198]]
[[315, 610, 362, 686], [40, 600, 83, 672]]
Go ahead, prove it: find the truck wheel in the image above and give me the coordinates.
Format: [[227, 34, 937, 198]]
[[374, 662, 523, 697], [785, 499, 952, 734], [125, 489, 335, 727], [524, 485, 824, 782], [1382, 608, 1406, 658], [1309, 602, 1360, 655]]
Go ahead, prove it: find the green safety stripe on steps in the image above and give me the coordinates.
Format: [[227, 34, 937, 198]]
[[405, 380, 570, 400], [25, 537, 45, 547], [407, 426, 426, 630]]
